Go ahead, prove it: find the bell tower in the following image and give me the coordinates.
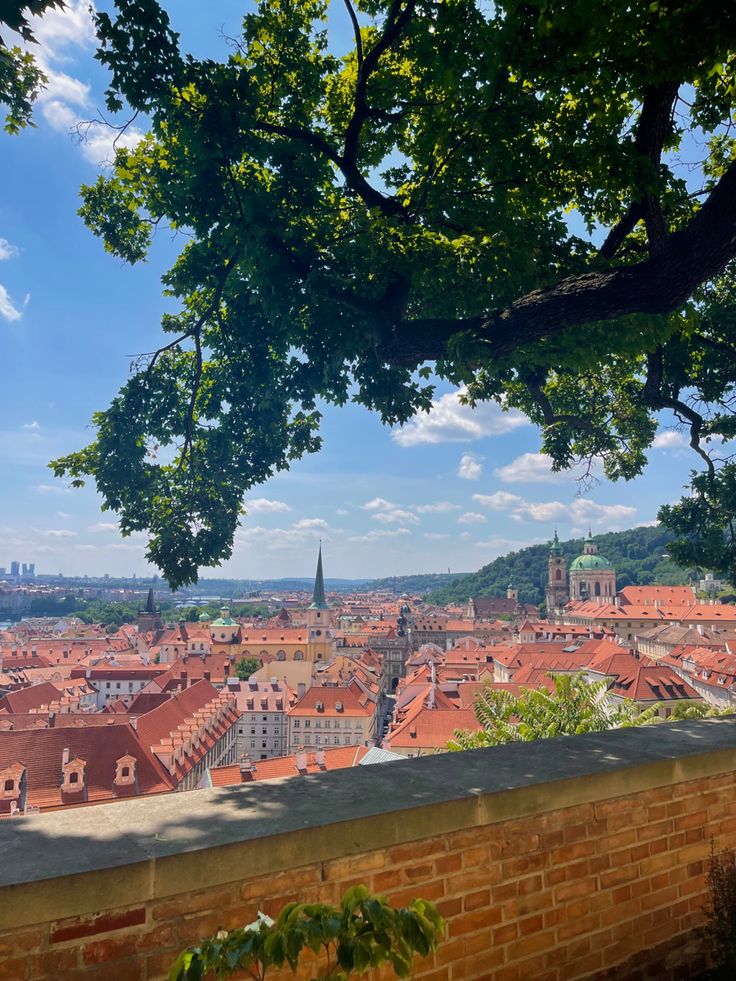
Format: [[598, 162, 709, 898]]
[[306, 544, 333, 661], [546, 530, 568, 616]]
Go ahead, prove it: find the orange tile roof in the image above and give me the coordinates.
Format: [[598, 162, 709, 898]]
[[288, 686, 373, 718], [209, 746, 370, 786]]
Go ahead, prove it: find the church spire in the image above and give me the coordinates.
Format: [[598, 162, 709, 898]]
[[145, 588, 156, 613], [310, 544, 327, 610]]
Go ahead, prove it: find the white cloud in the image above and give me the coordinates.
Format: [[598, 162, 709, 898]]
[[245, 498, 292, 514], [0, 285, 22, 322], [475, 536, 530, 550], [88, 522, 119, 533], [424, 532, 450, 540], [23, 421, 40, 431], [392, 387, 527, 446], [56, 511, 70, 518], [495, 452, 560, 484], [293, 518, 329, 530], [0, 239, 18, 261], [348, 528, 412, 543], [495, 452, 605, 484], [21, 1, 145, 165], [74, 543, 97, 551], [472, 488, 637, 530], [412, 501, 461, 514], [652, 431, 688, 450], [458, 512, 487, 525], [336, 508, 349, 516], [458, 453, 483, 481], [473, 491, 524, 510], [363, 497, 395, 511], [39, 529, 77, 538], [35, 483, 71, 495], [373, 509, 419, 525]]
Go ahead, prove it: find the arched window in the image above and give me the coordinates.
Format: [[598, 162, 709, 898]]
[[555, 568, 562, 581], [276, 650, 286, 661], [294, 651, 304, 661], [594, 582, 601, 597]]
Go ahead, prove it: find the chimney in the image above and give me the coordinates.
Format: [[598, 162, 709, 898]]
[[178, 620, 188, 641], [238, 754, 256, 782], [295, 751, 308, 773], [316, 749, 326, 769], [223, 663, 230, 677], [61, 747, 69, 765], [297, 682, 306, 698], [48, 712, 56, 728]]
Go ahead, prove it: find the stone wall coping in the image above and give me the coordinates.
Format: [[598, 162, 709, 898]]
[[1, 717, 736, 929]]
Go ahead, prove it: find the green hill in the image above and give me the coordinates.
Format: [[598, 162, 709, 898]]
[[360, 572, 465, 594], [427, 525, 696, 608]]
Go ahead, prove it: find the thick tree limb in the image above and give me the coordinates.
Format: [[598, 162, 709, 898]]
[[600, 81, 679, 260], [383, 158, 736, 366]]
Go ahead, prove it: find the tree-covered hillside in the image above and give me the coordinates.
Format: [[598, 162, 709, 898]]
[[360, 573, 464, 595], [428, 525, 695, 608]]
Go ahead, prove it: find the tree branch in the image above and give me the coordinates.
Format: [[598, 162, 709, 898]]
[[384, 158, 736, 366], [600, 81, 679, 260]]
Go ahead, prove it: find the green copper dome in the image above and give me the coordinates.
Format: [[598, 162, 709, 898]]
[[211, 607, 236, 626], [549, 530, 563, 555], [570, 553, 612, 571]]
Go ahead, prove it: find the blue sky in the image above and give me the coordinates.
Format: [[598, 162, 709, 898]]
[[0, 1, 700, 581]]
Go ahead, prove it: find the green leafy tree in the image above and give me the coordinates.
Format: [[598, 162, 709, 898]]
[[169, 885, 443, 981], [448, 673, 660, 750], [1, 1, 65, 133], [235, 656, 260, 680], [46, 0, 736, 586]]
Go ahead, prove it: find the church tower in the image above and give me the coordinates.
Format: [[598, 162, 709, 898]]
[[306, 545, 333, 662], [137, 588, 163, 633], [545, 531, 568, 615]]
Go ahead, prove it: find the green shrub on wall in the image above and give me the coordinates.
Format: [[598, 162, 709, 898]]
[[170, 885, 443, 980]]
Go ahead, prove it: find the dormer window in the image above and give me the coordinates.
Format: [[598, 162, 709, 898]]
[[61, 758, 87, 794], [115, 755, 138, 787]]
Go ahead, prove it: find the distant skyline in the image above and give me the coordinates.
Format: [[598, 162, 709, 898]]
[[0, 2, 701, 581]]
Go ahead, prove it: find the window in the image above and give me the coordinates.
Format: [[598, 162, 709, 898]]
[[262, 715, 267, 721], [121, 766, 130, 778], [4, 780, 14, 792], [304, 720, 311, 728], [238, 728, 243, 735], [334, 736, 340, 745], [262, 741, 267, 748], [251, 727, 256, 735], [294, 651, 304, 660], [277, 651, 286, 661], [251, 714, 257, 721], [250, 740, 256, 748], [69, 772, 79, 785], [315, 720, 321, 728], [316, 735, 321, 744], [293, 720, 300, 728], [262, 728, 267, 735], [116, 682, 121, 689]]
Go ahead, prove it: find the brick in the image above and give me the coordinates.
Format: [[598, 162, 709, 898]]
[[153, 888, 235, 922], [436, 897, 462, 919], [322, 851, 384, 880], [0, 929, 45, 958], [434, 853, 461, 875], [390, 840, 446, 865], [463, 889, 490, 912], [506, 928, 556, 960], [51, 907, 146, 944], [518, 874, 543, 896], [557, 912, 600, 942], [453, 946, 506, 976], [555, 877, 595, 903], [403, 863, 434, 882], [29, 946, 79, 979], [493, 921, 518, 945], [0, 958, 28, 981], [518, 913, 544, 936], [675, 810, 708, 831]]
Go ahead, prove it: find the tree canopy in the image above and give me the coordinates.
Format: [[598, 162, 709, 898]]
[[42, 0, 736, 586], [0, 1, 65, 133]]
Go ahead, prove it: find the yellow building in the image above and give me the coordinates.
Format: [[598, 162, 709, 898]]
[[208, 548, 335, 664]]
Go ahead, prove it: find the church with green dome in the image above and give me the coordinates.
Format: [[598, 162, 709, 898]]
[[546, 529, 617, 612]]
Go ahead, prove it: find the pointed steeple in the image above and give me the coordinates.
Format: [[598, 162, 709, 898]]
[[310, 544, 327, 610], [550, 529, 563, 555], [145, 588, 155, 613]]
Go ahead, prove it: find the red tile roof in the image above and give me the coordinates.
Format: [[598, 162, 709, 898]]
[[209, 746, 371, 786]]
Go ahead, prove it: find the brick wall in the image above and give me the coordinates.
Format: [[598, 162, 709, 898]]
[[2, 720, 736, 980]]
